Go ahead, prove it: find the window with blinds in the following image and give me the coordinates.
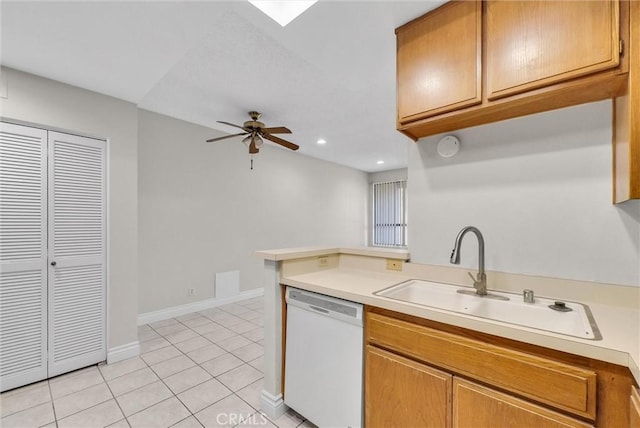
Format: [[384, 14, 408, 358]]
[[372, 180, 407, 248]]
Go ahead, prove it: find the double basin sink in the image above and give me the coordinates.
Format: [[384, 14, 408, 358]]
[[375, 279, 601, 340]]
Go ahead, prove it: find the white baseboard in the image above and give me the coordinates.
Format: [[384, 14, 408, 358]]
[[260, 390, 287, 420], [137, 288, 265, 326], [107, 341, 140, 364]]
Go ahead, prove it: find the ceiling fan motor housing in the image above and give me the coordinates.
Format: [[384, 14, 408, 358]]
[[244, 120, 265, 129]]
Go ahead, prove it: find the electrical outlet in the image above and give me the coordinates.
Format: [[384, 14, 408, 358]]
[[187, 288, 195, 296], [318, 256, 329, 267], [386, 259, 403, 271]]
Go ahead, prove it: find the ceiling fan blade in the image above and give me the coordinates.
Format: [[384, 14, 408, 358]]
[[261, 126, 291, 134], [249, 141, 259, 154], [262, 133, 299, 151], [206, 132, 246, 143], [217, 121, 249, 131]]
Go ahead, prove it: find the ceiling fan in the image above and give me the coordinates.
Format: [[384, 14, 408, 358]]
[[206, 111, 299, 154]]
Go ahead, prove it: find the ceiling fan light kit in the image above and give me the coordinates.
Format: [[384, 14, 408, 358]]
[[242, 134, 263, 149], [254, 135, 263, 148]]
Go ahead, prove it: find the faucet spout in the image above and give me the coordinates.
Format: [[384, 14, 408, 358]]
[[450, 226, 487, 296]]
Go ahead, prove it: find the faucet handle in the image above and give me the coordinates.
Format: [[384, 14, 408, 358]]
[[523, 289, 535, 304], [467, 272, 477, 283]]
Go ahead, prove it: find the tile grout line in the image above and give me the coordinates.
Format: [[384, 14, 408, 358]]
[[46, 380, 59, 428], [97, 361, 128, 427], [168, 413, 199, 428]]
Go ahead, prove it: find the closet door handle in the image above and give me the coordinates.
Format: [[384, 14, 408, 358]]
[[50, 261, 57, 266]]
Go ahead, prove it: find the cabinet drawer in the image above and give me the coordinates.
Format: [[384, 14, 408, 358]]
[[454, 378, 593, 428], [367, 312, 596, 420]]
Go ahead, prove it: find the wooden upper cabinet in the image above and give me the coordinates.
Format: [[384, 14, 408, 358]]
[[396, 1, 481, 124], [485, 1, 620, 100], [631, 387, 640, 428], [395, 0, 629, 140], [614, 0, 640, 203]]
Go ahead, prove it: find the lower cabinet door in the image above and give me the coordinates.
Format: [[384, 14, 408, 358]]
[[365, 345, 452, 428], [453, 378, 593, 428]]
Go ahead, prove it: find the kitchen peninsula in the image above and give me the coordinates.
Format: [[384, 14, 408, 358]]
[[257, 247, 639, 427]]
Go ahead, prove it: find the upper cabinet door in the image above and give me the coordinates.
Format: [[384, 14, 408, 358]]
[[486, 1, 620, 100], [631, 387, 640, 428], [396, 1, 482, 125]]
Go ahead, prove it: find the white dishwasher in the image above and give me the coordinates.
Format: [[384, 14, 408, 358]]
[[284, 287, 363, 428]]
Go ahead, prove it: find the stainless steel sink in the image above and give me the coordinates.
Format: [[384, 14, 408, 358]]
[[375, 279, 601, 340]]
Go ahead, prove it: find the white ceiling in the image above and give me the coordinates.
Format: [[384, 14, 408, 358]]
[[1, 0, 446, 172]]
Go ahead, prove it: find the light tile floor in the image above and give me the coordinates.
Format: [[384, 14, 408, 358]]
[[1, 297, 315, 428]]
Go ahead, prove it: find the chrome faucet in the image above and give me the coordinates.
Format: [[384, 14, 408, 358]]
[[450, 226, 487, 296]]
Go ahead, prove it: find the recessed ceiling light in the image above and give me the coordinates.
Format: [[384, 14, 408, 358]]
[[317, 138, 326, 145], [377, 160, 385, 165], [248, 1, 318, 27]]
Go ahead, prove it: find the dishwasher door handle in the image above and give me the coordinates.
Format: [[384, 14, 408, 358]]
[[309, 305, 330, 314]]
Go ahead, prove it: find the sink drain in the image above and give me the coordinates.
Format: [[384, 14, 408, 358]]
[[549, 301, 573, 312]]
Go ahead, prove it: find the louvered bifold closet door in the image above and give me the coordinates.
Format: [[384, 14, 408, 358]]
[[47, 132, 106, 377], [0, 123, 48, 392]]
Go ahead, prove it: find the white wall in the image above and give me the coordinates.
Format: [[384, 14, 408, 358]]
[[408, 100, 640, 287], [138, 110, 368, 313], [0, 67, 139, 348]]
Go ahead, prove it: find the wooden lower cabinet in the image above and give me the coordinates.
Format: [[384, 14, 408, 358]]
[[453, 378, 592, 428], [365, 345, 452, 427], [365, 307, 637, 427], [365, 343, 592, 428]]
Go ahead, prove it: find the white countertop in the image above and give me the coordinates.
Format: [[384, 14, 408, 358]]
[[256, 246, 409, 261], [280, 267, 640, 384]]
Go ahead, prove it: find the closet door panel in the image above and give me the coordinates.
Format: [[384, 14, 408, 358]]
[[0, 122, 48, 392], [48, 132, 106, 377]]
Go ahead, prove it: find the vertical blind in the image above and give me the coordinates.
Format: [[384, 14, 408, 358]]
[[372, 180, 407, 247]]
